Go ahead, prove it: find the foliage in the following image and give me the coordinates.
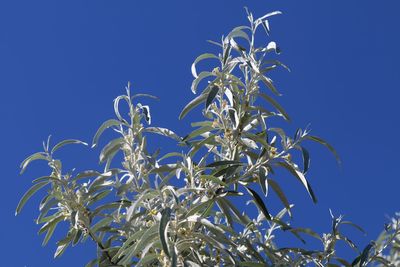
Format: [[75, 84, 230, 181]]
[[17, 9, 399, 267]]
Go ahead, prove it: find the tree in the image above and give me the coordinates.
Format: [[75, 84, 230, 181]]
[[16, 9, 399, 266]]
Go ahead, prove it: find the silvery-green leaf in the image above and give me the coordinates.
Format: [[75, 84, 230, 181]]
[[305, 135, 341, 165], [182, 126, 214, 141], [227, 29, 250, 44], [259, 93, 290, 121], [257, 10, 282, 22], [92, 119, 122, 148], [41, 215, 64, 246], [99, 137, 124, 163], [229, 38, 246, 52], [191, 71, 214, 94], [191, 53, 219, 78], [20, 152, 48, 174], [145, 127, 181, 142], [113, 95, 130, 122], [260, 75, 281, 96], [264, 41, 280, 54], [179, 93, 208, 120], [16, 181, 50, 215], [51, 139, 87, 154]]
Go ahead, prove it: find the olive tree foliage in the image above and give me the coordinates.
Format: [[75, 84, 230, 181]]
[[17, 9, 399, 267]]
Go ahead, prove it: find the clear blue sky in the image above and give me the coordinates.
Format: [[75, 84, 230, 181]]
[[1, 1, 399, 266]]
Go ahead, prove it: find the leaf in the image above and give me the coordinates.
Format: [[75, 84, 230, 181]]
[[145, 127, 182, 142], [74, 170, 101, 180], [131, 93, 159, 100], [99, 137, 124, 163], [359, 242, 375, 267], [205, 86, 219, 110], [257, 170, 268, 197], [246, 187, 271, 220], [206, 160, 243, 168], [191, 71, 214, 94], [341, 221, 366, 234], [182, 126, 214, 141], [42, 215, 64, 246], [141, 105, 151, 124], [275, 161, 317, 203], [257, 10, 282, 22], [20, 152, 48, 174], [301, 146, 310, 174], [92, 119, 122, 148], [259, 93, 290, 121], [91, 217, 113, 233], [179, 93, 208, 120], [199, 175, 227, 187], [191, 53, 219, 78], [51, 139, 88, 154], [160, 207, 172, 257], [185, 215, 225, 234], [265, 41, 280, 54], [305, 135, 341, 165], [260, 76, 281, 96], [54, 231, 75, 258], [16, 181, 50, 215], [229, 38, 246, 52], [268, 179, 291, 216]]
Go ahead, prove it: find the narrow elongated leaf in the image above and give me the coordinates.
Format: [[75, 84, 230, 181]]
[[261, 76, 281, 96], [259, 93, 290, 121], [305, 135, 341, 165], [206, 160, 242, 168], [191, 53, 219, 78], [160, 207, 172, 257], [99, 137, 124, 163], [179, 93, 208, 120], [16, 181, 49, 215], [246, 187, 271, 220], [191, 71, 214, 94], [182, 126, 214, 141], [145, 127, 181, 142], [200, 175, 227, 186], [185, 215, 225, 234], [257, 170, 268, 197], [268, 179, 291, 216], [275, 161, 317, 203], [91, 217, 113, 233], [20, 152, 48, 174], [42, 215, 64, 246], [301, 146, 310, 174], [257, 10, 282, 22], [205, 85, 219, 110], [51, 139, 87, 154], [92, 119, 122, 148]]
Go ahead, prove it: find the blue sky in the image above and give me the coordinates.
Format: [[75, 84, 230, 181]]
[[1, 1, 399, 266]]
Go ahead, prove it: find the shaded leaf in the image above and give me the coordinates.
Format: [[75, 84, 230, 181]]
[[246, 187, 271, 220], [160, 207, 172, 257], [205, 85, 219, 110]]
